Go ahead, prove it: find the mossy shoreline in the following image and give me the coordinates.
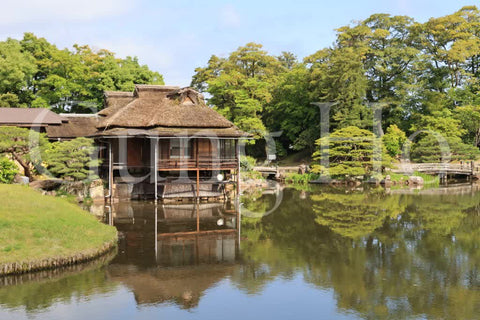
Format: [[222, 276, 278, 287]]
[[0, 184, 117, 276], [0, 239, 117, 276]]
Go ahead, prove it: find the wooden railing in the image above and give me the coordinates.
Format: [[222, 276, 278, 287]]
[[393, 162, 478, 175], [158, 157, 238, 170]]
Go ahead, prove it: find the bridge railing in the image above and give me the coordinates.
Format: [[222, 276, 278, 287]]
[[393, 162, 476, 174]]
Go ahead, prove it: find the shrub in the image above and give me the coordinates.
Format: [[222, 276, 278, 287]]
[[312, 126, 392, 177], [382, 125, 408, 158], [241, 170, 264, 180], [285, 172, 320, 185], [240, 155, 256, 171], [44, 138, 100, 181], [0, 157, 18, 184]]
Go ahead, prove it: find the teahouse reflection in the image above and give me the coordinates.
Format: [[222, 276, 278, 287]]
[[103, 200, 240, 308], [104, 201, 240, 266]]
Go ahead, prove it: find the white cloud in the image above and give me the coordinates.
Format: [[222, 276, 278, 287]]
[[219, 5, 241, 28], [0, 0, 133, 25]]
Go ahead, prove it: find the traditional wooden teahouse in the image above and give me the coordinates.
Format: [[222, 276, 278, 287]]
[[92, 85, 248, 201], [1, 85, 247, 200]]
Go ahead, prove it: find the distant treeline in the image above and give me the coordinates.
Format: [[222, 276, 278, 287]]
[[2, 7, 480, 164], [0, 33, 163, 113], [192, 6, 480, 163]]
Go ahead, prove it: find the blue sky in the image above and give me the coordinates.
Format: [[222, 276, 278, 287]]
[[0, 1, 476, 86]]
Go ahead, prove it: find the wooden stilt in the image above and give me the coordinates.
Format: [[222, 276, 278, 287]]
[[236, 140, 241, 197], [196, 201, 200, 232], [196, 168, 200, 201], [154, 203, 158, 260], [108, 142, 113, 201], [154, 138, 158, 201]]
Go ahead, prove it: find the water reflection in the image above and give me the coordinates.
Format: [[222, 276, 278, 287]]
[[240, 185, 480, 319], [0, 251, 118, 313], [106, 201, 239, 267], [103, 200, 240, 309], [0, 186, 479, 319]]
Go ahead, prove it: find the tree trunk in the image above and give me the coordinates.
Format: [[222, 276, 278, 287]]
[[11, 152, 33, 181]]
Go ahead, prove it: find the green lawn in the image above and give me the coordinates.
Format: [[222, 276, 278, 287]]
[[0, 184, 117, 265]]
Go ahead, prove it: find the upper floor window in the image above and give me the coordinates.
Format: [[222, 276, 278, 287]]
[[170, 138, 193, 159], [220, 139, 235, 159]]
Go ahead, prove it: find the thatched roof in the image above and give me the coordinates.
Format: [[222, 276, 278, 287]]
[[97, 85, 240, 132], [46, 114, 100, 140], [0, 108, 63, 127], [108, 263, 236, 309], [98, 91, 134, 117]]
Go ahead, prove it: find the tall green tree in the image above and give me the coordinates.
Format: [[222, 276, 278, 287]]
[[265, 64, 316, 151], [306, 45, 369, 130], [0, 32, 165, 112], [191, 43, 284, 138], [409, 110, 480, 162], [0, 38, 36, 107]]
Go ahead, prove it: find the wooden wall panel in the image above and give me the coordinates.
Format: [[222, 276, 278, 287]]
[[159, 139, 169, 160], [127, 138, 143, 166]]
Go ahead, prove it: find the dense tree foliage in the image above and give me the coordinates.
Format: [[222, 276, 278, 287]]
[[191, 43, 285, 138], [44, 138, 99, 181], [0, 127, 99, 181], [192, 6, 480, 164], [311, 126, 391, 177], [0, 157, 18, 183], [2, 7, 480, 168], [382, 124, 408, 158], [0, 33, 164, 112], [0, 127, 48, 179]]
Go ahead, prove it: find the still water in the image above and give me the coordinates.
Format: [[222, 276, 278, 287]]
[[0, 185, 479, 320]]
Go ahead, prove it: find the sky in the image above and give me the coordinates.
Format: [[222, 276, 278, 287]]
[[0, 0, 476, 86]]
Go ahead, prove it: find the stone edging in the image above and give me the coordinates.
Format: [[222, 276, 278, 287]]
[[0, 237, 117, 276]]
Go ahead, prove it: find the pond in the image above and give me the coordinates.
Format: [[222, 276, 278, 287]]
[[0, 184, 479, 319]]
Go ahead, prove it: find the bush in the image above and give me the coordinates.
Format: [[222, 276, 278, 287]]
[[44, 138, 100, 181], [0, 157, 18, 184], [410, 135, 480, 163], [285, 172, 320, 185], [241, 170, 264, 180], [312, 126, 392, 177], [382, 125, 408, 158], [240, 155, 256, 171]]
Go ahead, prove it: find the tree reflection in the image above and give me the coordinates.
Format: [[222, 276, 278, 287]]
[[312, 187, 407, 239], [1, 187, 478, 319], [235, 187, 480, 319]]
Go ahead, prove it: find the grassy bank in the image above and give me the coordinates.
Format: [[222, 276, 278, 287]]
[[0, 184, 117, 274]]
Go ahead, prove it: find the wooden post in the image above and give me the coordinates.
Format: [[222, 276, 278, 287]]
[[106, 205, 113, 226], [108, 141, 113, 201], [196, 201, 200, 232], [196, 168, 200, 202], [196, 138, 199, 168], [236, 200, 241, 248], [154, 138, 158, 201], [236, 139, 241, 197], [154, 203, 158, 260]]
